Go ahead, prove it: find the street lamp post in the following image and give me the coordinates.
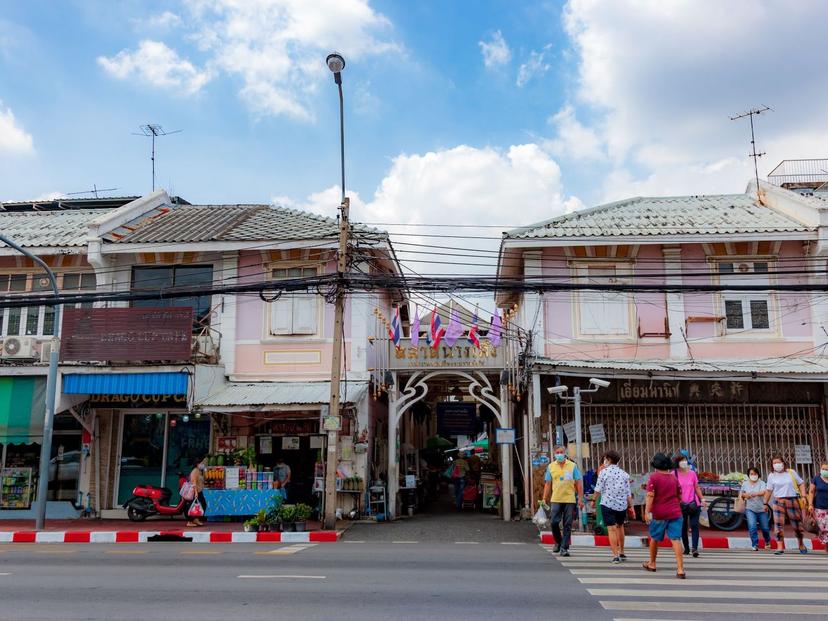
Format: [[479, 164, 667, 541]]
[[0, 234, 61, 530], [323, 52, 349, 529], [548, 378, 610, 530]]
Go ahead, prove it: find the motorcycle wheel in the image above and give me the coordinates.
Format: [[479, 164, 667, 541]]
[[127, 506, 149, 522]]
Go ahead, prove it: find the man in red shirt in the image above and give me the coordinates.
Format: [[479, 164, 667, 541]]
[[642, 452, 686, 578]]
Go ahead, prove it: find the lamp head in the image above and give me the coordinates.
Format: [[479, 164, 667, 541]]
[[547, 385, 568, 396], [326, 53, 345, 79], [589, 378, 610, 389]]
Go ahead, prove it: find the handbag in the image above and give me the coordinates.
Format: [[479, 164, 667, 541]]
[[188, 494, 204, 518], [179, 481, 195, 501], [680, 501, 700, 516], [788, 470, 807, 513], [733, 496, 746, 513]]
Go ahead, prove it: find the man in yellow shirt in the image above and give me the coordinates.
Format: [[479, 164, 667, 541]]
[[542, 445, 584, 556]]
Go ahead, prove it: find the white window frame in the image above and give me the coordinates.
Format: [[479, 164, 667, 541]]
[[265, 264, 322, 338], [571, 261, 635, 339], [713, 258, 778, 337]]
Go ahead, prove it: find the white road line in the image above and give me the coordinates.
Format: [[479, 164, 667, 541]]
[[569, 569, 822, 578], [560, 561, 828, 569], [344, 540, 366, 544], [0, 573, 10, 576], [455, 541, 479, 544], [238, 575, 326, 580], [589, 589, 828, 600], [391, 541, 418, 544], [579, 577, 828, 587], [500, 542, 526, 545], [601, 601, 828, 615]]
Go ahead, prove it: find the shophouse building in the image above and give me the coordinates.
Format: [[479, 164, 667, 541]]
[[498, 181, 828, 507], [0, 191, 403, 518]]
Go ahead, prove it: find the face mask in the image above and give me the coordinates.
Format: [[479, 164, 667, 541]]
[[554, 454, 566, 462], [773, 463, 784, 472], [679, 461, 688, 469], [198, 463, 206, 471], [603, 460, 610, 467], [821, 469, 828, 478], [749, 474, 759, 482]]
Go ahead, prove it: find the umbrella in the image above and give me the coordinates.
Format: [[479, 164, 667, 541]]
[[426, 436, 453, 449]]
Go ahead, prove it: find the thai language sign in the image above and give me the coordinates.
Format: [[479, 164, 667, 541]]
[[389, 338, 504, 369], [437, 402, 478, 436], [60, 307, 193, 362]]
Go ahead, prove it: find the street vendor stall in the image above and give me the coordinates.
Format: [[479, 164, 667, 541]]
[[200, 463, 286, 517]]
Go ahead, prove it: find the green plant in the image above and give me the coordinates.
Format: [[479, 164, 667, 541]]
[[255, 509, 268, 526], [294, 503, 313, 522], [235, 446, 256, 467], [265, 495, 284, 524], [278, 504, 298, 524]]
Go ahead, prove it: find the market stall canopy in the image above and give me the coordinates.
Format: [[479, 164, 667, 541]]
[[196, 381, 369, 412], [0, 377, 45, 444], [426, 436, 453, 449]]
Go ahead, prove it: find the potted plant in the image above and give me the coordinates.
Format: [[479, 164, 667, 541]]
[[243, 518, 258, 533], [278, 504, 298, 531], [265, 495, 284, 530], [294, 503, 312, 532], [255, 509, 269, 532]]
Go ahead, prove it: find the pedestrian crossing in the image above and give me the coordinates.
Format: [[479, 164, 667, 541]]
[[541, 545, 828, 619]]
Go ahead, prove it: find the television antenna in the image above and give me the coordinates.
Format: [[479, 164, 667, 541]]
[[133, 124, 182, 191], [66, 184, 118, 199], [730, 106, 771, 197]]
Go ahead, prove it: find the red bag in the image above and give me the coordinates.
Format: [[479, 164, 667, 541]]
[[188, 495, 204, 518]]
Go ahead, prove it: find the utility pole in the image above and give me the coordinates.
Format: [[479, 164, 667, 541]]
[[323, 52, 348, 530]]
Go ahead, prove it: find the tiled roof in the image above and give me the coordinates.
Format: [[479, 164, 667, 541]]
[[506, 194, 813, 239], [110, 203, 385, 244], [0, 209, 114, 247], [534, 357, 828, 377], [197, 381, 369, 407]]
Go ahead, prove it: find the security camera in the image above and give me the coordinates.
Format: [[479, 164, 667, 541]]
[[589, 378, 610, 388], [547, 385, 569, 395]]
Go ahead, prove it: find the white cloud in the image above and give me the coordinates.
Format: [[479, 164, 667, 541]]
[[34, 191, 65, 201], [281, 144, 580, 274], [561, 0, 828, 198], [97, 40, 210, 95], [102, 1, 398, 119], [516, 45, 552, 87], [0, 101, 34, 155], [545, 105, 604, 161], [144, 11, 183, 30], [479, 30, 511, 69]]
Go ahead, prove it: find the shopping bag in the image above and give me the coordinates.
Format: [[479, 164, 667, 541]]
[[188, 495, 204, 518], [698, 506, 710, 528], [532, 505, 550, 529], [179, 481, 195, 501], [733, 497, 745, 514]]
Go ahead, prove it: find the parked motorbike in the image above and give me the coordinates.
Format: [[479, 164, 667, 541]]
[[123, 474, 187, 522]]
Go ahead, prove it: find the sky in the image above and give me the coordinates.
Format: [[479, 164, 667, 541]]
[[2, 0, 828, 278]]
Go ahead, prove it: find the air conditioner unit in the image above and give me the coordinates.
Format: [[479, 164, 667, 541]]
[[39, 340, 55, 364], [2, 336, 37, 359]]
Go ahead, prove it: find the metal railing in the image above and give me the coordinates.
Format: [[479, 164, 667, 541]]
[[767, 158, 828, 187]]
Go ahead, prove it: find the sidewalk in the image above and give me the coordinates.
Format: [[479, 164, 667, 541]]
[[0, 518, 340, 543]]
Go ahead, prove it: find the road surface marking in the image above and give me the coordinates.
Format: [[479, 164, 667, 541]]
[[589, 589, 828, 600], [255, 543, 317, 556], [391, 541, 418, 544], [181, 550, 223, 555], [35, 549, 75, 554], [344, 540, 366, 544], [579, 577, 828, 587], [455, 541, 479, 545], [105, 549, 148, 555], [238, 575, 325, 580], [600, 601, 828, 615], [560, 561, 828, 569], [569, 569, 821, 578], [500, 542, 526, 545], [0, 572, 9, 576]]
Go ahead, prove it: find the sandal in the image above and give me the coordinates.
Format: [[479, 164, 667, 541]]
[[642, 562, 657, 572], [799, 547, 809, 554], [676, 572, 686, 579]]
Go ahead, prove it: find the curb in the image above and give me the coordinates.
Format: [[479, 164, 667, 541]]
[[539, 531, 826, 551], [0, 530, 342, 544]]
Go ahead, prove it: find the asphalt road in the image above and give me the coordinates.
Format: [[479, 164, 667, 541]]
[[1, 539, 826, 621]]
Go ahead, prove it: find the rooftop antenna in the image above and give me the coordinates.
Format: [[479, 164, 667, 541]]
[[66, 184, 118, 199], [730, 106, 771, 198], [133, 124, 182, 191]]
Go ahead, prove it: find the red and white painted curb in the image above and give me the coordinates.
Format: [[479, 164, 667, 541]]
[[539, 531, 826, 550], [0, 530, 341, 544]]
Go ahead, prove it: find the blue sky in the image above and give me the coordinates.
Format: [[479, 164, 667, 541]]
[[1, 1, 827, 250]]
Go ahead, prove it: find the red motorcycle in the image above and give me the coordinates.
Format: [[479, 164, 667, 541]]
[[123, 474, 187, 522]]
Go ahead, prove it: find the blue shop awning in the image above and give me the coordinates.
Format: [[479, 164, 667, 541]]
[[63, 372, 189, 396]]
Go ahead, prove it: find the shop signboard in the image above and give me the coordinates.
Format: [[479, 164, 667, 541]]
[[89, 394, 187, 408], [389, 338, 504, 370], [589, 424, 606, 443], [60, 307, 193, 362], [437, 402, 478, 437], [263, 420, 319, 435], [610, 379, 824, 405], [216, 436, 238, 451], [562, 420, 577, 441], [259, 436, 273, 454], [282, 436, 300, 450]]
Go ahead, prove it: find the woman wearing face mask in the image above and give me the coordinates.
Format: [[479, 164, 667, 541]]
[[185, 457, 208, 527], [763, 453, 808, 554], [674, 453, 706, 557], [807, 460, 828, 553], [740, 467, 771, 551]]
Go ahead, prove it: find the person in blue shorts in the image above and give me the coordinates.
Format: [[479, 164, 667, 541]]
[[642, 452, 686, 579]]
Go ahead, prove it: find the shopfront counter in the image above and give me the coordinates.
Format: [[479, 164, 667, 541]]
[[203, 489, 286, 517]]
